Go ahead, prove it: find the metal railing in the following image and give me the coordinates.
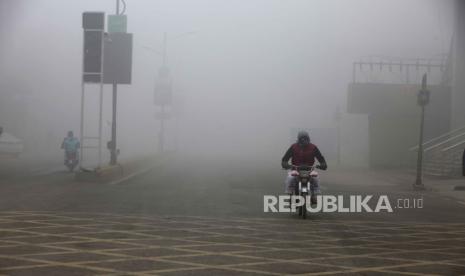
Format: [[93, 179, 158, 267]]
[[443, 139, 465, 153], [408, 125, 465, 152], [424, 132, 465, 153]]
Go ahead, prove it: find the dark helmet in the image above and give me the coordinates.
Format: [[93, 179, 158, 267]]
[[67, 131, 74, 137], [297, 131, 310, 145]]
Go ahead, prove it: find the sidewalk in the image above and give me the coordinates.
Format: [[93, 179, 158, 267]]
[[326, 166, 465, 205], [425, 177, 465, 205]]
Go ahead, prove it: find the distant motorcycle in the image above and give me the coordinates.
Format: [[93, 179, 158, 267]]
[[64, 151, 79, 172], [288, 165, 320, 219]]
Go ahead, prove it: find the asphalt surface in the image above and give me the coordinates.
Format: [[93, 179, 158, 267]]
[[0, 155, 464, 275]]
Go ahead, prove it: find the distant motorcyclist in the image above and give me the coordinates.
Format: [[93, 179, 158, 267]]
[[61, 131, 80, 171], [281, 131, 327, 204]]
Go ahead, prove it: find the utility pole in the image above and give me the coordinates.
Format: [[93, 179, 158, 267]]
[[109, 0, 119, 165], [151, 31, 193, 153], [414, 73, 430, 190], [158, 32, 167, 153], [162, 32, 167, 67]]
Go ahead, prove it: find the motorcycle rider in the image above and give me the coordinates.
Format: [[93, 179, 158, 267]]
[[281, 131, 327, 204], [61, 131, 80, 168]]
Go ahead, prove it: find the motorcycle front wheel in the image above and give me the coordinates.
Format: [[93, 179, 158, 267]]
[[301, 193, 307, 219]]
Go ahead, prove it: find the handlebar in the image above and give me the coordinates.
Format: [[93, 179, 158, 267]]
[[286, 165, 318, 171]]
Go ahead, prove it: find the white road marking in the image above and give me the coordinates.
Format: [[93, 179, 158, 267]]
[[108, 166, 155, 185]]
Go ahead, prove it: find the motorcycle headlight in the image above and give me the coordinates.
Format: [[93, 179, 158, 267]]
[[301, 187, 308, 193]]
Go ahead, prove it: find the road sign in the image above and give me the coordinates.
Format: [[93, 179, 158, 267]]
[[82, 12, 105, 83], [83, 12, 104, 29], [108, 15, 127, 33], [103, 32, 133, 84], [417, 89, 430, 106], [417, 74, 430, 106]]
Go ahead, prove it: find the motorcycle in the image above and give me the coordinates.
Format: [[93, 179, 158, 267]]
[[288, 165, 320, 219], [64, 151, 79, 172]]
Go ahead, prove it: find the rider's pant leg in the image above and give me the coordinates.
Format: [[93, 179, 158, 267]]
[[310, 176, 321, 194]]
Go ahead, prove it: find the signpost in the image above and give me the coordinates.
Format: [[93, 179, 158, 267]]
[[105, 0, 133, 165], [81, 11, 105, 168], [80, 0, 133, 168]]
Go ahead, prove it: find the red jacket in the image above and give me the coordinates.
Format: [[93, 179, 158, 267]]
[[282, 143, 325, 166]]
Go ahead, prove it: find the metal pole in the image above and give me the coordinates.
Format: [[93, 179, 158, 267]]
[[163, 32, 167, 66], [79, 23, 86, 169], [110, 0, 120, 165], [415, 105, 425, 188], [337, 120, 341, 165], [98, 83, 103, 166], [158, 32, 167, 153], [97, 14, 107, 167], [175, 114, 179, 152], [110, 83, 117, 164], [80, 60, 85, 169], [414, 74, 428, 190], [159, 104, 165, 152]]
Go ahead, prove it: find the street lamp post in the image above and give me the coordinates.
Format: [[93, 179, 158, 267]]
[[414, 73, 430, 190]]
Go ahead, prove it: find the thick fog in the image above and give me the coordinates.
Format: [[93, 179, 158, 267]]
[[0, 0, 454, 167]]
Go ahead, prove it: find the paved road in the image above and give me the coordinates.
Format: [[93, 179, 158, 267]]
[[0, 155, 464, 275]]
